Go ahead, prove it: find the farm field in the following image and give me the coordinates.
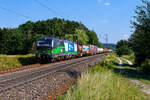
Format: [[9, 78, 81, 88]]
[[0, 54, 37, 71], [58, 54, 150, 100]]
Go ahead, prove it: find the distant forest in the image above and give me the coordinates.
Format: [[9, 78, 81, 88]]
[[0, 17, 102, 54], [102, 43, 116, 50]]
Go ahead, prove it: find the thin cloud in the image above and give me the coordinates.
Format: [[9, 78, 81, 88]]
[[100, 19, 109, 24], [122, 34, 129, 40], [97, 0, 102, 3], [104, 2, 111, 6], [97, 0, 111, 6]]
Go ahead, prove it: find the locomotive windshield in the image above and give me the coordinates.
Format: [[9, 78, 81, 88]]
[[37, 39, 52, 47]]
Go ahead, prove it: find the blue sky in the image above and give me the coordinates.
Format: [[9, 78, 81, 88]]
[[0, 0, 142, 43]]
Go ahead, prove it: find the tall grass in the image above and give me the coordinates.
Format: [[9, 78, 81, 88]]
[[0, 54, 37, 71], [58, 54, 149, 100]]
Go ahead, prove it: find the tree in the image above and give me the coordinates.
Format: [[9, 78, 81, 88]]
[[0, 17, 100, 54], [0, 28, 12, 54], [129, 0, 150, 65], [97, 42, 102, 48], [0, 28, 2, 54], [7, 29, 25, 54], [116, 40, 132, 56], [74, 29, 89, 45], [86, 30, 98, 45], [18, 21, 34, 54]]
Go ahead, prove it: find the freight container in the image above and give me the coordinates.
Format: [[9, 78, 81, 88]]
[[103, 48, 107, 53], [89, 45, 94, 55], [64, 40, 77, 55], [94, 45, 98, 54], [98, 48, 103, 53], [108, 49, 113, 53], [77, 43, 83, 57], [89, 45, 98, 55], [82, 45, 89, 55]]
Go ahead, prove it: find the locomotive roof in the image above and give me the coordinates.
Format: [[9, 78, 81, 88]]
[[38, 37, 61, 41], [38, 37, 52, 40]]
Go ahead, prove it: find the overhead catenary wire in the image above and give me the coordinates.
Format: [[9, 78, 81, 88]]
[[0, 6, 33, 20], [33, 0, 63, 18]]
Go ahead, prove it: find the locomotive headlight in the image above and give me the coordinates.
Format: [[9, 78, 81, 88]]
[[43, 51, 45, 53]]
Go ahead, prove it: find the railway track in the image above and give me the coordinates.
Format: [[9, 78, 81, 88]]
[[0, 54, 106, 94], [0, 53, 105, 75]]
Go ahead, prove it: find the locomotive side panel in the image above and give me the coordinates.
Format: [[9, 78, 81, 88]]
[[52, 39, 65, 55]]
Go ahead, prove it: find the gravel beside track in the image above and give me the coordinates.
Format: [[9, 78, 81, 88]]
[[0, 54, 107, 100]]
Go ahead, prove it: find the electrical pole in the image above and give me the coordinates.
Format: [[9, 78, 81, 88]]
[[106, 34, 108, 48]]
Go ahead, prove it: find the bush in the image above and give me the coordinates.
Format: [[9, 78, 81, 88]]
[[0, 54, 37, 71], [116, 40, 132, 56], [141, 59, 150, 71]]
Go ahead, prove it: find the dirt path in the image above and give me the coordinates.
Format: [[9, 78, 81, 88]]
[[122, 58, 133, 65], [131, 79, 150, 95], [117, 57, 150, 96], [117, 57, 123, 66]]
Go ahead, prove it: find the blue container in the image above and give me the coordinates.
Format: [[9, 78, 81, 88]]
[[64, 40, 74, 52], [68, 42, 74, 52]]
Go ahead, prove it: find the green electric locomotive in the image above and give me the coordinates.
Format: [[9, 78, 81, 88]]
[[36, 37, 65, 62], [36, 37, 78, 62]]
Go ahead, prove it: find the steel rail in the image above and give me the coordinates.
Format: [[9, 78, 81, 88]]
[[0, 54, 105, 93]]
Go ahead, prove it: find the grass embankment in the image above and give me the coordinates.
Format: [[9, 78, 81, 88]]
[[0, 54, 37, 71], [58, 54, 149, 100]]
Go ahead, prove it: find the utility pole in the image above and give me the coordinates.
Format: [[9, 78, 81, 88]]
[[99, 34, 102, 43], [106, 34, 108, 48]]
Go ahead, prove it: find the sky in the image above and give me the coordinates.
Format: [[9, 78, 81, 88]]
[[0, 0, 142, 44]]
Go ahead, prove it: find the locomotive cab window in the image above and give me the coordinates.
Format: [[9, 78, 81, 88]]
[[37, 39, 52, 47], [59, 41, 64, 46], [54, 40, 60, 48]]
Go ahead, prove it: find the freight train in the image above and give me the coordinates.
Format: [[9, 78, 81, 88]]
[[36, 37, 110, 63]]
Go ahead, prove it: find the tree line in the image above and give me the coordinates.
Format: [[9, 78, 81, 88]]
[[116, 0, 150, 71], [0, 17, 101, 54]]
